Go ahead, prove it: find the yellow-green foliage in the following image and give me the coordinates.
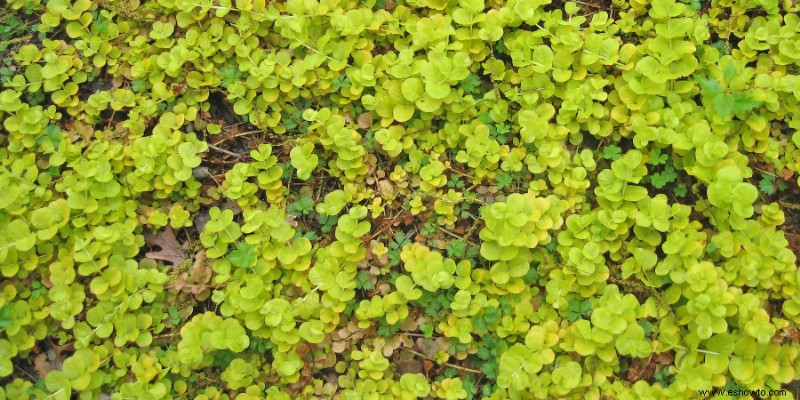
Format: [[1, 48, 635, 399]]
[[1, 0, 800, 398]]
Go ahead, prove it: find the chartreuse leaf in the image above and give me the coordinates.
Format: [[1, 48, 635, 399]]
[[3, 0, 800, 397], [497, 344, 533, 390], [298, 319, 326, 343], [552, 361, 582, 390], [290, 143, 319, 180], [723, 61, 737, 84], [5, 219, 36, 251]]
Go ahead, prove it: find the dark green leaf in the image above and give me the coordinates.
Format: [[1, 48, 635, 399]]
[[0, 306, 12, 329], [723, 61, 737, 84], [603, 145, 622, 161], [673, 183, 688, 198], [220, 67, 243, 88], [713, 93, 736, 119], [460, 74, 482, 94], [131, 79, 147, 93], [695, 75, 722, 97], [228, 242, 256, 269], [355, 272, 374, 290], [759, 175, 776, 194], [496, 172, 514, 190], [446, 240, 467, 258], [638, 320, 652, 336], [649, 148, 668, 166], [731, 92, 761, 114]]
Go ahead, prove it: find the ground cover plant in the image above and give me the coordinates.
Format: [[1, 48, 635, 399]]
[[2, 0, 800, 398]]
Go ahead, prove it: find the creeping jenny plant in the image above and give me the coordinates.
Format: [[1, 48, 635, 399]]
[[1, 0, 800, 398]]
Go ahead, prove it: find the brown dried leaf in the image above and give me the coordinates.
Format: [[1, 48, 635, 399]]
[[192, 250, 210, 282], [655, 352, 674, 365], [415, 338, 441, 358], [430, 239, 447, 250], [191, 285, 210, 300], [422, 359, 434, 373], [346, 321, 361, 333], [33, 353, 52, 378], [377, 180, 395, 198], [145, 226, 185, 266], [315, 352, 337, 369], [780, 168, 794, 181], [375, 254, 389, 266], [220, 199, 242, 215], [296, 344, 311, 358], [782, 327, 800, 344], [365, 155, 378, 177], [357, 112, 374, 129], [49, 342, 74, 362], [394, 352, 422, 374], [378, 283, 392, 295], [301, 364, 313, 379], [41, 273, 52, 288], [383, 337, 403, 357], [332, 341, 347, 353], [626, 357, 653, 382], [400, 316, 419, 332], [174, 272, 188, 291]]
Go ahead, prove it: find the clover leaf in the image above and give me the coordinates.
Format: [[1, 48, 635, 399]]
[[567, 299, 592, 322], [603, 145, 622, 161]]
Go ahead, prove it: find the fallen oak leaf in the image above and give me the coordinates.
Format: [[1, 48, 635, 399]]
[[144, 226, 185, 266], [33, 353, 52, 378], [48, 340, 74, 362]]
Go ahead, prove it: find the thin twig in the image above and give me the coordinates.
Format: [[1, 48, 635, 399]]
[[152, 332, 179, 340], [438, 227, 478, 247], [573, 0, 603, 8], [207, 143, 242, 158], [14, 364, 38, 382], [778, 201, 800, 210], [399, 331, 432, 338], [213, 129, 270, 146], [753, 167, 778, 177], [630, 352, 654, 381], [400, 347, 483, 374], [367, 221, 396, 242], [208, 173, 222, 188]]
